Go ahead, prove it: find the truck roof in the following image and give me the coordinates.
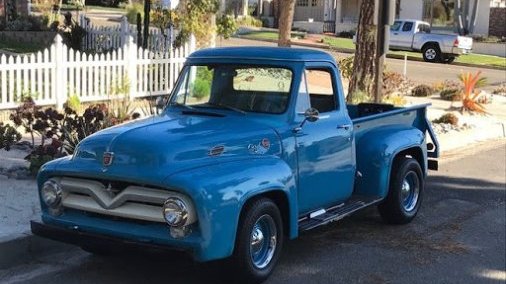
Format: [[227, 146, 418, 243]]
[[188, 47, 336, 63]]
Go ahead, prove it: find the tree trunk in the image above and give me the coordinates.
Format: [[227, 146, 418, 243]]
[[347, 0, 376, 102], [278, 0, 295, 47], [143, 0, 151, 49]]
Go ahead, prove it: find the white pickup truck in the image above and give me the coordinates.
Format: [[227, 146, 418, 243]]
[[390, 19, 473, 63]]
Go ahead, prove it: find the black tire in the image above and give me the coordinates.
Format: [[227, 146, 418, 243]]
[[422, 44, 442, 63], [443, 55, 456, 64], [378, 157, 424, 224], [232, 198, 283, 284]]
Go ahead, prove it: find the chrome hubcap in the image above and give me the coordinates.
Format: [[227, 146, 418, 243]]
[[401, 171, 420, 212], [425, 49, 436, 60], [250, 215, 277, 269]]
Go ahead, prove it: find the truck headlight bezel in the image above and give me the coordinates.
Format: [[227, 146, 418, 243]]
[[41, 179, 62, 208], [163, 197, 189, 227]]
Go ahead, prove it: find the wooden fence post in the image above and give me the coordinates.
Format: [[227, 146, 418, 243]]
[[120, 16, 129, 47], [126, 35, 138, 100], [54, 34, 67, 110]]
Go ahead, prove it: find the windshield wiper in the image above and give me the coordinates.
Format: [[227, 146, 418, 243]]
[[171, 102, 225, 117], [200, 102, 246, 115]]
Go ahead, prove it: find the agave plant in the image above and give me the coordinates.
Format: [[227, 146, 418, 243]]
[[458, 71, 488, 114]]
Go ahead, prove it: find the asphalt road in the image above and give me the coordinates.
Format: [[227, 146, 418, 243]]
[[0, 140, 505, 284], [219, 37, 506, 87]]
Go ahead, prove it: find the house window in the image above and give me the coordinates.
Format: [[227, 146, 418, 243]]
[[296, 0, 309, 7], [311, 0, 320, 7]]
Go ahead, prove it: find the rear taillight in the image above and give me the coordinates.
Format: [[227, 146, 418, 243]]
[[453, 38, 459, 47]]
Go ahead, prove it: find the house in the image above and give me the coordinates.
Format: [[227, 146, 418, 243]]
[[0, 0, 30, 25], [293, 0, 506, 37]]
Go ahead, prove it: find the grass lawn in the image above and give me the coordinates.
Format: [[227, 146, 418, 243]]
[[239, 30, 307, 41], [0, 40, 47, 54], [322, 37, 356, 50]]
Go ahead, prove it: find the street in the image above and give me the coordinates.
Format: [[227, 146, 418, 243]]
[[0, 140, 504, 284], [220, 37, 506, 87]]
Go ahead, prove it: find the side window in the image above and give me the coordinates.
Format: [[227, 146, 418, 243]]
[[402, 22, 414, 32], [305, 69, 337, 113]]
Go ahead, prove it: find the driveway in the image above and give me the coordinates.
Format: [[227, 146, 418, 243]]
[[0, 140, 504, 284]]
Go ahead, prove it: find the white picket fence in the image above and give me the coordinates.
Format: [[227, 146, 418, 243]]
[[0, 34, 196, 110], [80, 16, 170, 52]]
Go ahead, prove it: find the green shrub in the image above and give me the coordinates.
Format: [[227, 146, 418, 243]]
[[236, 16, 262, 27], [440, 88, 461, 101], [126, 3, 143, 24], [217, 14, 237, 39], [0, 122, 21, 151], [433, 113, 459, 126], [411, 84, 434, 97]]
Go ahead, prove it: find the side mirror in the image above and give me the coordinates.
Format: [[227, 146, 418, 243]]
[[294, 108, 319, 133], [304, 107, 319, 123]]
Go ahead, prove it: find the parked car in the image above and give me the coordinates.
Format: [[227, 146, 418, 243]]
[[31, 47, 439, 283], [390, 19, 473, 63]]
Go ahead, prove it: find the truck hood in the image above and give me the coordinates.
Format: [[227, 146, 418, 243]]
[[72, 112, 281, 179]]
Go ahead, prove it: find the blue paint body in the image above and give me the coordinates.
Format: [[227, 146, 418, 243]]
[[36, 47, 439, 262]]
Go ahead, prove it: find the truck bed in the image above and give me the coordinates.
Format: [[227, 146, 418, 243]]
[[347, 103, 439, 159]]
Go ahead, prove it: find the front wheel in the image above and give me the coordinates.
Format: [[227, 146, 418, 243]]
[[232, 198, 283, 283], [378, 157, 424, 224]]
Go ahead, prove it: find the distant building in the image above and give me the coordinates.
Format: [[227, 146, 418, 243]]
[[293, 0, 506, 37]]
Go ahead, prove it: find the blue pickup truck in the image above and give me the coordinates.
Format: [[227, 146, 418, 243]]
[[31, 47, 439, 283]]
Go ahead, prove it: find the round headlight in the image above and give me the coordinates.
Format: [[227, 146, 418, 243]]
[[162, 197, 188, 227], [41, 179, 62, 208]]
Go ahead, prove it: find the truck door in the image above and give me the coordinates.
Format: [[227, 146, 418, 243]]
[[394, 21, 415, 50], [294, 65, 355, 214], [389, 20, 403, 48]]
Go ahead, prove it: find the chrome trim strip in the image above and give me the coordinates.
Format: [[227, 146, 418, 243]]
[[58, 177, 197, 224]]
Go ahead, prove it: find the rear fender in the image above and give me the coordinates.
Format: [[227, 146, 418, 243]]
[[163, 157, 297, 261], [354, 125, 426, 198]]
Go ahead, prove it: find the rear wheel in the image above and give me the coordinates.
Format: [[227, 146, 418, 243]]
[[442, 55, 456, 64], [422, 44, 442, 63], [379, 157, 424, 224], [232, 198, 283, 284]]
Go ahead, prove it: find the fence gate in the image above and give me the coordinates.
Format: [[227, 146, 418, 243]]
[[323, 21, 336, 34]]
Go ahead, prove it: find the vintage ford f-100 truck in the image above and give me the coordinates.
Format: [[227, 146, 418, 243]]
[[31, 47, 439, 283]]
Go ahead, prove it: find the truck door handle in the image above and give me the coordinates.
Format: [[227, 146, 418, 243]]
[[393, 32, 399, 35], [337, 124, 352, 130]]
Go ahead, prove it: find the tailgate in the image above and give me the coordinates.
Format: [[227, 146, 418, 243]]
[[457, 36, 473, 50]]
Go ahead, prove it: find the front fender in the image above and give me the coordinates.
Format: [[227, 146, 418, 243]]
[[163, 156, 297, 261], [354, 125, 425, 198]]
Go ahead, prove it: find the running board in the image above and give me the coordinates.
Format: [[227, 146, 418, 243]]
[[298, 196, 383, 232]]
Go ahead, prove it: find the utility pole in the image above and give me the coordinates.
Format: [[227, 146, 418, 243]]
[[374, 0, 395, 103]]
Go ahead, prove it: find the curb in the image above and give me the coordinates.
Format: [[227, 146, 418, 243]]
[[0, 233, 72, 270], [234, 36, 506, 71]]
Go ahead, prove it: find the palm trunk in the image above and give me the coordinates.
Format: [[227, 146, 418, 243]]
[[347, 0, 376, 101], [278, 0, 295, 47]]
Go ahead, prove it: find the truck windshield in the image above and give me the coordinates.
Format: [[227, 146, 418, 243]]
[[170, 65, 293, 114]]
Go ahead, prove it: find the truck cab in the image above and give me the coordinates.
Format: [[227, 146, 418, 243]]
[[32, 47, 439, 283]]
